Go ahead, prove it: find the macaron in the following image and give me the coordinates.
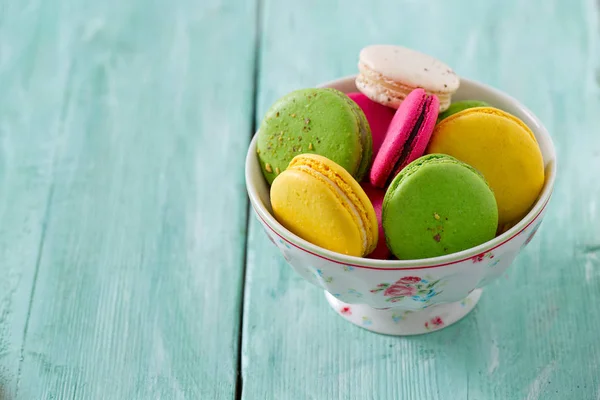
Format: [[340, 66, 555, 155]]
[[348, 92, 395, 155], [370, 89, 440, 188], [270, 154, 378, 257], [383, 154, 498, 260], [437, 100, 490, 122], [428, 107, 544, 226], [257, 88, 372, 185], [360, 183, 391, 260], [356, 45, 460, 111]]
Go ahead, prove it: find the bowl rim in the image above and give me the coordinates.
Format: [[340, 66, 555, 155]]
[[245, 75, 557, 269]]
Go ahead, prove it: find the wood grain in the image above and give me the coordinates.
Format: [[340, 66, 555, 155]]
[[0, 2, 65, 397], [0, 0, 257, 398], [242, 0, 600, 399]]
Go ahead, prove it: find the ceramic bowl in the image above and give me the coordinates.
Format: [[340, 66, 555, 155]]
[[245, 76, 556, 335]]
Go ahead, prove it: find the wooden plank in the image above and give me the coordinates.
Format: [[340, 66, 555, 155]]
[[0, 2, 71, 397], [11, 0, 257, 398], [243, 0, 600, 399]]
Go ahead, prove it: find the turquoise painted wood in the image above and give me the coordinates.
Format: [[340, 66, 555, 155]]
[[242, 0, 600, 399], [0, 0, 599, 398], [0, 0, 257, 398], [0, 2, 64, 397]]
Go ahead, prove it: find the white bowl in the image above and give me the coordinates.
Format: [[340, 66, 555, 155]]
[[245, 76, 556, 335]]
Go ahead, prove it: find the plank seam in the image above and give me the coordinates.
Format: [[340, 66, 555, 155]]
[[235, 0, 263, 399], [13, 58, 74, 397], [14, 182, 56, 397]]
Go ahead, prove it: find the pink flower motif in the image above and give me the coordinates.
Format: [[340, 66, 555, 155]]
[[384, 283, 416, 297], [370, 277, 444, 304], [398, 276, 421, 284], [471, 252, 493, 263], [425, 316, 444, 330], [471, 254, 485, 263], [340, 306, 352, 316]]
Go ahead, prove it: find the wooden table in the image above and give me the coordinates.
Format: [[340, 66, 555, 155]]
[[1, 0, 599, 398]]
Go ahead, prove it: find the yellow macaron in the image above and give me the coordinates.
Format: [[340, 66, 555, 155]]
[[270, 154, 378, 257], [427, 107, 544, 227]]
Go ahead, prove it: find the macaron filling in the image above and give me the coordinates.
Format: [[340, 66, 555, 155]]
[[385, 96, 432, 186], [325, 88, 373, 180], [286, 154, 377, 254], [352, 102, 373, 180], [357, 61, 453, 110], [383, 154, 498, 259], [296, 165, 369, 252]]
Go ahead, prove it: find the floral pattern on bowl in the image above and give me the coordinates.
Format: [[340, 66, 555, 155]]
[[256, 197, 549, 311], [369, 276, 444, 304], [246, 76, 556, 335], [424, 316, 445, 331], [471, 251, 495, 263]]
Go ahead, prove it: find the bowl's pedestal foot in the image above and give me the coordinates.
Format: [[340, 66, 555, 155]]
[[325, 289, 483, 335]]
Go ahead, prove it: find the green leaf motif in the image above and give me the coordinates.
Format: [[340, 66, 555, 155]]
[[385, 296, 405, 303], [426, 280, 440, 289]]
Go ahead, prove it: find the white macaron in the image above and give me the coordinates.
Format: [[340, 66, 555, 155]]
[[356, 45, 460, 112]]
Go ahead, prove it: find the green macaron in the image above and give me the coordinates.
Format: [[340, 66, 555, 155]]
[[437, 100, 490, 122], [382, 154, 498, 260], [257, 88, 373, 184]]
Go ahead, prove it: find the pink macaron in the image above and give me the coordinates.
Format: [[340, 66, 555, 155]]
[[369, 89, 440, 188], [348, 92, 395, 155], [361, 182, 391, 260]]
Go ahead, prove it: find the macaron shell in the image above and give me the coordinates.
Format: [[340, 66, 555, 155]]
[[437, 100, 490, 122], [257, 88, 363, 184], [291, 154, 378, 254], [332, 90, 373, 181], [355, 75, 411, 110], [402, 94, 439, 169], [428, 107, 544, 226], [357, 45, 459, 111], [359, 45, 460, 94], [370, 89, 438, 188], [361, 183, 391, 260], [383, 154, 498, 260], [271, 169, 364, 256], [271, 154, 378, 256], [348, 92, 395, 155]]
